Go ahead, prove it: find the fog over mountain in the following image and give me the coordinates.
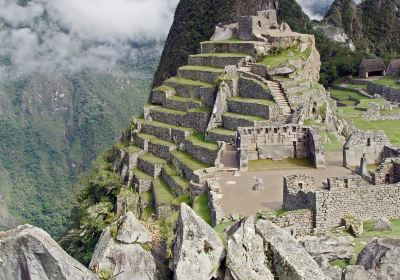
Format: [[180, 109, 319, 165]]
[[0, 0, 179, 77]]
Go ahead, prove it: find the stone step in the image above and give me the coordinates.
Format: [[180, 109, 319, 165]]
[[205, 128, 236, 144], [183, 133, 219, 166], [151, 85, 175, 105], [137, 153, 168, 178], [135, 118, 195, 145], [131, 167, 153, 193], [152, 177, 177, 219], [222, 112, 268, 130], [164, 95, 203, 111], [171, 150, 209, 182], [164, 77, 216, 107], [188, 53, 250, 68], [201, 41, 258, 56], [161, 164, 190, 197], [146, 105, 211, 132], [134, 133, 177, 161], [227, 97, 273, 118], [177, 65, 224, 84]]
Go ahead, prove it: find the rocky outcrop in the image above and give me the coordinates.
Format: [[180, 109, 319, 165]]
[[0, 225, 98, 280], [343, 265, 372, 280], [226, 217, 274, 280], [171, 203, 225, 280], [357, 238, 400, 280], [89, 212, 157, 280], [300, 234, 354, 264], [373, 217, 393, 231], [256, 219, 330, 280]]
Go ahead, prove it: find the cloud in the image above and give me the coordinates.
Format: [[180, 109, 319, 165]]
[[0, 0, 179, 77], [296, 0, 364, 19]]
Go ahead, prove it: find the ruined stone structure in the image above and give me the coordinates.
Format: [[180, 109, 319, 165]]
[[387, 59, 400, 75], [343, 130, 391, 167], [367, 82, 400, 103], [237, 125, 325, 170], [372, 158, 400, 185], [238, 10, 280, 41]]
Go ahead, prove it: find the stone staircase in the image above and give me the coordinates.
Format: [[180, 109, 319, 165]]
[[265, 80, 292, 115]]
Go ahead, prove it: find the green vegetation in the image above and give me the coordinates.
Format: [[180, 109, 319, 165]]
[[146, 105, 186, 116], [214, 221, 235, 244], [223, 112, 266, 122], [141, 191, 154, 205], [259, 46, 312, 68], [166, 77, 214, 88], [329, 259, 347, 269], [139, 133, 176, 148], [209, 128, 236, 136], [187, 133, 218, 151], [137, 118, 195, 133], [193, 192, 212, 225], [171, 150, 208, 171], [139, 153, 167, 166], [142, 206, 155, 219], [202, 39, 245, 44], [330, 89, 365, 102], [372, 76, 400, 89], [132, 167, 152, 181], [248, 158, 314, 171], [322, 132, 342, 152], [229, 96, 274, 106], [154, 85, 175, 92], [344, 84, 368, 90], [179, 65, 224, 72], [167, 95, 202, 106], [153, 177, 176, 205], [191, 52, 247, 57], [172, 194, 191, 206]]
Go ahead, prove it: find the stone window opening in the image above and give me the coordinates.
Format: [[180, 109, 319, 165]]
[[283, 127, 287, 133], [385, 174, 390, 183], [292, 127, 296, 132], [298, 183, 303, 189], [274, 128, 278, 133], [344, 179, 349, 188], [367, 138, 371, 146], [258, 21, 262, 27]]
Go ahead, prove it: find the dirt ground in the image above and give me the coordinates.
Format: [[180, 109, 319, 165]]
[[218, 151, 356, 216]]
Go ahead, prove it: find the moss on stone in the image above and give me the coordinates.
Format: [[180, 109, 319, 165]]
[[187, 133, 218, 151], [193, 192, 212, 225], [172, 194, 191, 206]]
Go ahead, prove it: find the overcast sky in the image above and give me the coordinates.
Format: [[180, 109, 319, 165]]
[[0, 0, 340, 77]]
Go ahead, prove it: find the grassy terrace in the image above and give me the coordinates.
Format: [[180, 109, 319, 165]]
[[209, 128, 236, 136], [248, 158, 314, 171], [167, 95, 202, 105], [163, 164, 190, 191], [141, 190, 154, 205], [153, 177, 176, 205], [137, 118, 195, 133], [330, 89, 365, 102], [202, 38, 245, 44], [193, 192, 212, 225], [172, 194, 191, 206], [259, 46, 312, 68], [132, 167, 152, 181], [179, 65, 224, 73], [187, 133, 218, 151], [114, 141, 142, 154], [171, 150, 208, 171], [344, 83, 368, 89], [166, 77, 214, 88], [153, 85, 175, 92], [191, 52, 248, 57], [372, 76, 400, 89], [147, 105, 186, 116], [139, 153, 167, 165], [323, 133, 342, 152], [229, 96, 274, 105], [241, 76, 270, 92], [139, 133, 177, 148], [223, 111, 266, 121]]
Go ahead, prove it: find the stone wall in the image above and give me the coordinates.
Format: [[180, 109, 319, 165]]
[[271, 209, 313, 237], [237, 125, 325, 170], [327, 175, 363, 190], [344, 130, 391, 167], [372, 158, 400, 185], [367, 83, 400, 103], [283, 174, 316, 211], [314, 184, 400, 231]]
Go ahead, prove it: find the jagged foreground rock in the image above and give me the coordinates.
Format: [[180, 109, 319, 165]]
[[171, 203, 225, 280], [89, 212, 157, 280], [0, 225, 98, 280]]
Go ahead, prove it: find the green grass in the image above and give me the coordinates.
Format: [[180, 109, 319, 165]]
[[132, 167, 152, 181], [139, 153, 167, 165], [166, 77, 214, 88], [350, 219, 400, 264], [345, 83, 368, 89], [167, 95, 202, 105], [209, 128, 236, 136], [223, 111, 266, 121], [329, 259, 347, 269], [138, 133, 176, 148], [163, 164, 190, 192], [193, 192, 212, 225], [240, 76, 270, 92], [191, 52, 247, 57], [179, 65, 224, 73], [248, 158, 314, 171], [172, 194, 191, 206], [373, 76, 400, 89], [357, 98, 386, 109], [214, 221, 236, 244], [202, 38, 245, 44], [171, 150, 209, 171], [330, 89, 365, 101], [154, 85, 175, 92], [137, 118, 195, 133], [187, 133, 218, 151], [141, 190, 154, 205], [323, 133, 343, 152], [153, 177, 176, 205], [229, 96, 274, 106], [146, 105, 186, 116], [259, 47, 311, 68]]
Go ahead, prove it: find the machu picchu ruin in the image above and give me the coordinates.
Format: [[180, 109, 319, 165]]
[[3, 1, 400, 280]]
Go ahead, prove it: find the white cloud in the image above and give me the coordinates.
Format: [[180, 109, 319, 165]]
[[0, 0, 179, 77]]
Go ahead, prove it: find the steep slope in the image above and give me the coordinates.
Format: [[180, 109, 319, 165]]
[[324, 0, 400, 54], [153, 0, 310, 86]]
